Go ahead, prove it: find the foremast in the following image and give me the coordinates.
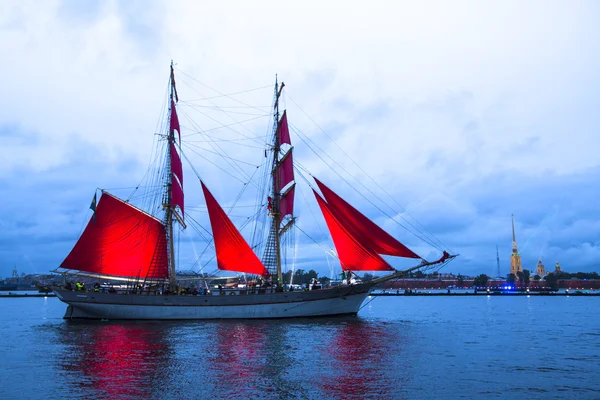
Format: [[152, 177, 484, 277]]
[[265, 77, 294, 290], [165, 61, 183, 290]]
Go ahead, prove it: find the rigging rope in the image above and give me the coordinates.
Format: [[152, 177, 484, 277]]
[[286, 94, 450, 254]]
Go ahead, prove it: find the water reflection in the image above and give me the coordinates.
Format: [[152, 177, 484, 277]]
[[53, 317, 413, 399], [211, 321, 267, 395], [319, 319, 410, 399], [58, 322, 169, 399]]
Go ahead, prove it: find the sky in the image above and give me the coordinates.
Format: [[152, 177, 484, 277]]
[[1, 0, 599, 279]]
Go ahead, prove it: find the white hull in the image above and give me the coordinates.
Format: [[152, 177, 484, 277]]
[[54, 283, 374, 320]]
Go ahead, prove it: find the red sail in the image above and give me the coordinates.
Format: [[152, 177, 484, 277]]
[[60, 193, 168, 279], [172, 175, 184, 216], [276, 150, 294, 192], [314, 178, 420, 259], [277, 110, 291, 145], [170, 99, 181, 144], [170, 142, 183, 187], [313, 190, 393, 271], [201, 181, 269, 276], [280, 184, 295, 216]]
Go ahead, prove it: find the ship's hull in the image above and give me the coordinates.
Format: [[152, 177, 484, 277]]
[[54, 283, 374, 320]]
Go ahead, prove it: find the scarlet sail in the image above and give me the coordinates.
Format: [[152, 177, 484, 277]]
[[201, 181, 269, 276], [280, 184, 295, 217], [170, 142, 183, 187], [276, 150, 294, 192], [170, 99, 181, 144], [276, 110, 291, 145], [313, 190, 393, 271], [172, 176, 184, 216], [60, 193, 169, 279], [314, 178, 420, 259]]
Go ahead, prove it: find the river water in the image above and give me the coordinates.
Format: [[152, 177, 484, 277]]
[[0, 294, 598, 399]]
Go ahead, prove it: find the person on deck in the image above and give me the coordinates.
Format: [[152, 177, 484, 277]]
[[346, 271, 353, 285]]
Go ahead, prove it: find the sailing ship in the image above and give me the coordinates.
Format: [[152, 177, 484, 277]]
[[52, 63, 455, 319]]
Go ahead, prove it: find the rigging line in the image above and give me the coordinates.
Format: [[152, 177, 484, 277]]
[[287, 96, 449, 253], [292, 128, 442, 253], [178, 108, 261, 181], [183, 104, 273, 109], [181, 115, 266, 134], [185, 137, 263, 152], [291, 125, 443, 252], [178, 104, 265, 147], [174, 75, 263, 139], [293, 149, 437, 252], [228, 161, 263, 213], [187, 204, 261, 209], [106, 185, 160, 192], [129, 80, 170, 204], [182, 143, 264, 194], [184, 141, 263, 167], [181, 212, 214, 245], [184, 139, 265, 149], [179, 84, 273, 102], [295, 168, 335, 243], [182, 127, 265, 146], [182, 102, 270, 117], [175, 68, 272, 115], [179, 141, 246, 184], [294, 223, 341, 264], [180, 133, 251, 186]]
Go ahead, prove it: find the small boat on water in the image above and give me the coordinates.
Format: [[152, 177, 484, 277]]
[[37, 285, 52, 294], [52, 63, 455, 319]]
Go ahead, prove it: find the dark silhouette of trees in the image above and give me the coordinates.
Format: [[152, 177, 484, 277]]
[[523, 269, 531, 286], [507, 273, 516, 286], [473, 274, 489, 287]]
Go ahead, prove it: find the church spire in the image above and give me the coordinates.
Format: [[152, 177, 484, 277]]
[[510, 214, 522, 278], [511, 213, 518, 253]]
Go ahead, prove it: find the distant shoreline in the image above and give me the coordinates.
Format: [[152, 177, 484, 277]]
[[371, 291, 599, 296]]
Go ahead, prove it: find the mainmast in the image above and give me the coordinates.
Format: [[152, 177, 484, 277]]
[[271, 77, 284, 289], [166, 61, 177, 290], [263, 77, 294, 290]]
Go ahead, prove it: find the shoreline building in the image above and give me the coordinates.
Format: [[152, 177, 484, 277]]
[[510, 214, 523, 277], [536, 259, 546, 276]]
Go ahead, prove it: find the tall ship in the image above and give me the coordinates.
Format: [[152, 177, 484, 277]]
[[52, 63, 455, 319]]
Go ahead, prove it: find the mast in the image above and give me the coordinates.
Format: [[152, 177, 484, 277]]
[[271, 76, 284, 289], [166, 61, 177, 290]]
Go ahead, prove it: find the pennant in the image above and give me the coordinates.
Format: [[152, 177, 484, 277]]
[[90, 192, 97, 223]]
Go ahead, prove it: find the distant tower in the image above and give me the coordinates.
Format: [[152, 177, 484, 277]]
[[536, 259, 545, 276], [509, 214, 523, 277], [554, 261, 561, 273], [496, 246, 501, 277], [12, 266, 18, 279]]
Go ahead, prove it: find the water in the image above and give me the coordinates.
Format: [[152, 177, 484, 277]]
[[0, 295, 598, 399]]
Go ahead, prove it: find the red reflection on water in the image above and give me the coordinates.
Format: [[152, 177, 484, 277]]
[[211, 322, 267, 393], [63, 324, 165, 398], [321, 322, 392, 399]]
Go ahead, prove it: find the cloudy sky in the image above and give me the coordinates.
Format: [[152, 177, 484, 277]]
[[1, 0, 599, 279]]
